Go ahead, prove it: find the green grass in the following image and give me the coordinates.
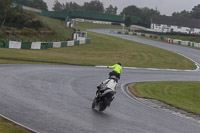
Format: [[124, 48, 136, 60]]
[[0, 16, 74, 42], [0, 31, 196, 69], [36, 16, 74, 41], [0, 117, 30, 133], [129, 81, 200, 115], [0, 15, 197, 69], [74, 22, 122, 31]]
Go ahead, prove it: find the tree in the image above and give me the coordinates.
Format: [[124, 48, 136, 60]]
[[140, 7, 160, 27], [82, 0, 104, 13], [52, 0, 63, 11], [121, 5, 160, 28], [0, 0, 13, 28], [13, 0, 48, 11], [191, 4, 200, 19], [105, 5, 117, 15], [172, 10, 191, 18], [53, 0, 82, 12], [124, 16, 132, 27], [120, 5, 141, 18], [63, 2, 82, 12], [32, 0, 48, 11]]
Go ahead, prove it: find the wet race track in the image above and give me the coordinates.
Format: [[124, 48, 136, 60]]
[[0, 29, 200, 133]]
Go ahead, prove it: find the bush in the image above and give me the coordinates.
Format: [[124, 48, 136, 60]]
[[21, 28, 36, 36], [0, 30, 3, 37], [31, 19, 45, 30]]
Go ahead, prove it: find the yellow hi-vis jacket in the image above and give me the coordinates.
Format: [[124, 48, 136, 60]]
[[108, 64, 122, 75]]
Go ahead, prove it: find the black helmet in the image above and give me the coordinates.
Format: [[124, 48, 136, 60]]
[[117, 62, 122, 66]]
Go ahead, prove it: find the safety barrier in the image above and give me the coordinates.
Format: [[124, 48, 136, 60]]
[[0, 38, 91, 50], [110, 30, 200, 48], [12, 3, 139, 24]]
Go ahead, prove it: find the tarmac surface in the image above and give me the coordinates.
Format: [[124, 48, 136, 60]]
[[0, 29, 200, 133]]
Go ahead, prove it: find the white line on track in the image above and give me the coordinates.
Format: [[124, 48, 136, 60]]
[[120, 83, 200, 124], [0, 114, 39, 133]]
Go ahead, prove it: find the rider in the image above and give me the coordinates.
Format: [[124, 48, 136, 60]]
[[107, 62, 122, 79]]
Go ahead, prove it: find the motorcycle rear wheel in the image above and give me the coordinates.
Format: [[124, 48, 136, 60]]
[[99, 101, 107, 111], [92, 98, 96, 109]]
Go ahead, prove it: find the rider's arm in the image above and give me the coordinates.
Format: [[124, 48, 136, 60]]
[[108, 64, 117, 69]]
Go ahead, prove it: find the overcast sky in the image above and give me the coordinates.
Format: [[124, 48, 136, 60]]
[[44, 0, 200, 16]]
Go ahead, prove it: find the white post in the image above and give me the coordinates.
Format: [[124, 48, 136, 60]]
[[123, 14, 125, 32]]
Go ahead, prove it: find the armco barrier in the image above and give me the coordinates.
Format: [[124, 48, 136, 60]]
[[181, 41, 189, 46], [9, 41, 21, 49], [74, 40, 80, 46], [0, 38, 91, 50], [125, 32, 129, 35], [194, 43, 200, 48], [21, 42, 32, 49], [129, 32, 133, 35], [173, 39, 181, 45], [110, 30, 200, 49], [61, 42, 67, 47], [188, 42, 195, 47], [53, 42, 61, 48], [79, 39, 86, 44], [67, 41, 74, 47], [2, 40, 9, 48], [145, 34, 151, 38], [31, 42, 45, 49], [44, 42, 53, 48], [0, 41, 4, 48]]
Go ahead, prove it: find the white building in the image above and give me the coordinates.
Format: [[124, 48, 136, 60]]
[[151, 15, 200, 34]]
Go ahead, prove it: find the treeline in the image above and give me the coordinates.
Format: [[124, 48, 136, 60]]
[[53, 0, 159, 27], [12, 0, 48, 11], [172, 4, 200, 19], [121, 5, 160, 28], [53, 0, 118, 15]]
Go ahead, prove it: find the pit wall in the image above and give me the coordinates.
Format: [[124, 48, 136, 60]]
[[0, 39, 91, 50], [110, 30, 200, 48]]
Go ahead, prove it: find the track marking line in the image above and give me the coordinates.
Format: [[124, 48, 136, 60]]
[[120, 83, 200, 124], [0, 114, 39, 133]]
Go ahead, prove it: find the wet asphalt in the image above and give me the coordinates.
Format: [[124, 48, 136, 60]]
[[0, 29, 200, 133]]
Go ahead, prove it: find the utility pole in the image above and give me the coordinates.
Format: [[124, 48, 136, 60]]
[[123, 14, 125, 31]]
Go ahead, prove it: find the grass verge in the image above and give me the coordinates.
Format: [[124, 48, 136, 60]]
[[74, 22, 122, 31], [129, 81, 200, 115], [0, 31, 196, 69], [0, 117, 31, 133]]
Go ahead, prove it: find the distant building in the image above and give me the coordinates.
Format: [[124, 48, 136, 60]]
[[151, 15, 200, 34]]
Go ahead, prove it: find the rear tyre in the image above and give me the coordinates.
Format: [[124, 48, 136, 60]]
[[92, 98, 96, 109], [99, 100, 107, 111], [92, 102, 95, 109]]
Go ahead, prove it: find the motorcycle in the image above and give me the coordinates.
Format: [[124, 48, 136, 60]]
[[92, 88, 115, 111]]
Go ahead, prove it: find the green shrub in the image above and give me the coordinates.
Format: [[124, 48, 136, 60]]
[[0, 30, 3, 37], [21, 28, 36, 36]]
